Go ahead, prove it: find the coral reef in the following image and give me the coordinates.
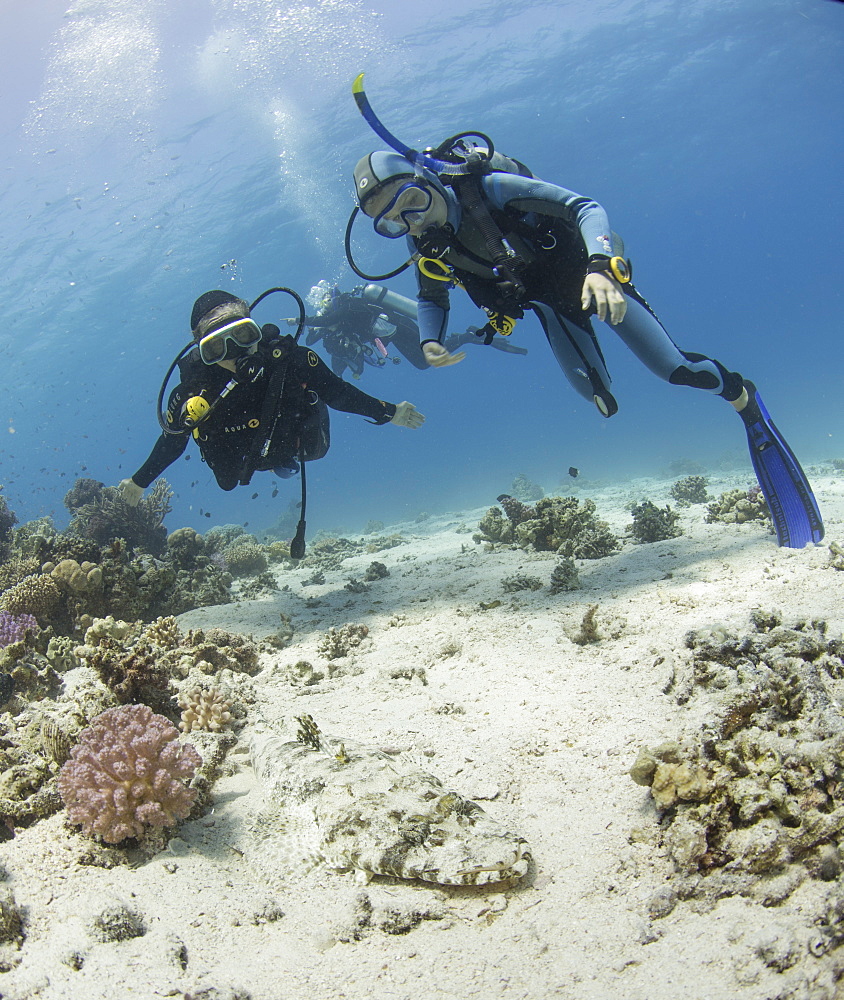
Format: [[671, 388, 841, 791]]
[[0, 710, 68, 827], [58, 704, 201, 844], [509, 474, 544, 502], [669, 476, 711, 505], [549, 557, 580, 593], [632, 613, 844, 903], [705, 487, 771, 528], [66, 479, 172, 557], [317, 624, 370, 660], [0, 515, 232, 640], [238, 573, 280, 601], [475, 495, 619, 559], [629, 500, 682, 543]]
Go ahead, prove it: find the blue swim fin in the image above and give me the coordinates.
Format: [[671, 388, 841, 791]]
[[739, 381, 824, 548]]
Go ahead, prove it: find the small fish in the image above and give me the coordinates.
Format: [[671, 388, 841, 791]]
[[272, 489, 279, 498], [568, 467, 579, 478], [251, 492, 258, 499], [205, 512, 211, 518]]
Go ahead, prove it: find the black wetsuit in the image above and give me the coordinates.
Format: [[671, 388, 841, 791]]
[[304, 290, 427, 377], [132, 336, 396, 492]]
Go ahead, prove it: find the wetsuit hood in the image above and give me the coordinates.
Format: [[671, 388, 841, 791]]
[[353, 150, 450, 210], [190, 290, 250, 332]]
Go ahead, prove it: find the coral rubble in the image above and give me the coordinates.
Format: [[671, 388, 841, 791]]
[[705, 487, 772, 529], [632, 613, 844, 904]]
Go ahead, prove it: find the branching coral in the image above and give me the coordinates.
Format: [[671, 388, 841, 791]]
[[705, 487, 771, 529], [629, 500, 682, 543], [317, 624, 370, 660], [58, 704, 201, 844], [66, 479, 172, 556], [542, 496, 618, 557], [177, 685, 233, 733], [669, 476, 711, 504], [180, 628, 261, 676], [75, 630, 171, 709], [828, 541, 844, 572]]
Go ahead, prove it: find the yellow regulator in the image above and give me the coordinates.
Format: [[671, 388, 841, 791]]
[[184, 395, 211, 438]]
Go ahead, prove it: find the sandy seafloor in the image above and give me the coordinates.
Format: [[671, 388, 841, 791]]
[[2, 467, 844, 1000]]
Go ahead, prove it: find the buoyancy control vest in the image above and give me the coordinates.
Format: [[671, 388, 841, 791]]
[[176, 328, 330, 482], [413, 140, 594, 319]]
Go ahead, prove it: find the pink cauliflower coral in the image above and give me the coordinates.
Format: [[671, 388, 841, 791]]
[[58, 704, 202, 844]]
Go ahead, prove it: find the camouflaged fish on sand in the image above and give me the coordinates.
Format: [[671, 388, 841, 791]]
[[247, 719, 531, 886]]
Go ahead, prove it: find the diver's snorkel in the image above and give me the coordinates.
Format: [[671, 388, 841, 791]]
[[351, 74, 492, 176], [156, 286, 306, 436], [345, 74, 497, 281]]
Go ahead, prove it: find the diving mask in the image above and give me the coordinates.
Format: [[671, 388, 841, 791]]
[[197, 317, 262, 364], [369, 181, 434, 239]]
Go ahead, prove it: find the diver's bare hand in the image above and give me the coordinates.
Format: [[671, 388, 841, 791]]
[[423, 342, 466, 368], [581, 272, 627, 324]]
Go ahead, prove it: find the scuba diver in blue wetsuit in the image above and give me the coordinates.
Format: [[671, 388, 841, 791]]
[[299, 280, 526, 379], [344, 74, 823, 549]]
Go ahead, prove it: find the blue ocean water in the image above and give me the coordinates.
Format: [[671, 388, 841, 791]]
[[0, 0, 841, 537]]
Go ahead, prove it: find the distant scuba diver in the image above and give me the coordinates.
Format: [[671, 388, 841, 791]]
[[299, 280, 525, 379], [345, 74, 823, 549], [117, 287, 424, 557]]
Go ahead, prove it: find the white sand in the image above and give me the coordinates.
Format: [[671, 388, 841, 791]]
[[2, 469, 843, 1000]]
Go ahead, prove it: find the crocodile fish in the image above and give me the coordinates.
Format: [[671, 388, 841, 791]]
[[246, 718, 531, 886]]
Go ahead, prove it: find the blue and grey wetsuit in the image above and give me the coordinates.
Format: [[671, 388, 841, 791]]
[[413, 171, 743, 413]]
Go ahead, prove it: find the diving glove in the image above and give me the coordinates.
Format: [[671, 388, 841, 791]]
[[117, 478, 144, 507], [390, 401, 425, 429]]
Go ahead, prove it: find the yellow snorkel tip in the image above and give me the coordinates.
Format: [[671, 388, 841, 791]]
[[352, 72, 365, 95]]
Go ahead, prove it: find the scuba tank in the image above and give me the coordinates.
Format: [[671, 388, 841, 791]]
[[360, 283, 418, 321]]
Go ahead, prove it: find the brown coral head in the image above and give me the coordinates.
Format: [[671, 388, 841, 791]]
[[58, 704, 202, 844]]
